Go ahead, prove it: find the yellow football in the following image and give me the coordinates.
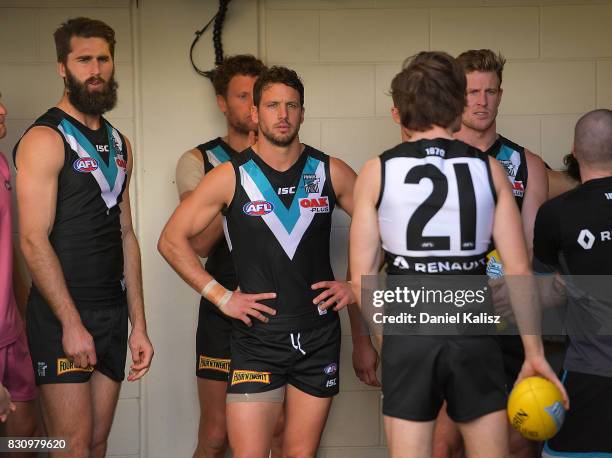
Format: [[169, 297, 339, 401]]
[[507, 376, 565, 441]]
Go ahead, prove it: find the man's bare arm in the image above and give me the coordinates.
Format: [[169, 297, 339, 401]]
[[120, 140, 145, 331], [329, 157, 380, 386], [119, 139, 154, 381], [521, 150, 548, 260], [349, 158, 384, 348], [16, 126, 96, 368], [12, 244, 29, 320], [489, 157, 568, 406], [176, 149, 224, 257], [159, 163, 276, 326]]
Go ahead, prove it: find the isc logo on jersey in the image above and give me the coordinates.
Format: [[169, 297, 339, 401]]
[[299, 196, 329, 213], [73, 157, 99, 173], [243, 200, 274, 216]]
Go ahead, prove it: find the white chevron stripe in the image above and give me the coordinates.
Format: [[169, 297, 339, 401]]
[[239, 161, 327, 260], [58, 124, 124, 209]]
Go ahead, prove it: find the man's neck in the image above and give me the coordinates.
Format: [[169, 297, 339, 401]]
[[252, 136, 303, 172], [224, 126, 252, 153], [455, 123, 498, 152], [57, 95, 102, 130], [580, 165, 612, 184], [405, 125, 454, 142]]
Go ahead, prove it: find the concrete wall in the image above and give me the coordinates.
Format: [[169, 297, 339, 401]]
[[1, 0, 611, 456]]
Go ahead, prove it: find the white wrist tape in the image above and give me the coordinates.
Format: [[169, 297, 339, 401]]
[[201, 279, 233, 310]]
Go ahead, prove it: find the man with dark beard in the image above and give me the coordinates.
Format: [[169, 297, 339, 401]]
[[13, 17, 153, 457]]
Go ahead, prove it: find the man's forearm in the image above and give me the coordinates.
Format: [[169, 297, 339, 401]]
[[158, 229, 212, 295], [12, 245, 30, 319], [123, 230, 146, 331], [347, 303, 369, 337], [20, 235, 80, 326]]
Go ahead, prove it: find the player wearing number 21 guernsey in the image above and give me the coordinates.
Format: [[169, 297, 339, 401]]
[[349, 51, 567, 458]]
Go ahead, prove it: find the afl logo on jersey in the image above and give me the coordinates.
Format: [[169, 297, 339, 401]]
[[243, 200, 274, 216], [73, 157, 99, 173]]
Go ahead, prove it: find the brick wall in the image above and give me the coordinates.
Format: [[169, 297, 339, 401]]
[[260, 0, 612, 456], [0, 2, 139, 456]]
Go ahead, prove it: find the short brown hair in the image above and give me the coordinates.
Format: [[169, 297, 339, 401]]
[[253, 66, 304, 108], [54, 17, 116, 64], [212, 54, 266, 97], [391, 51, 466, 132], [456, 49, 506, 86]]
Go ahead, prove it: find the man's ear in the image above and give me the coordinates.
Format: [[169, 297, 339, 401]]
[[58, 61, 66, 79], [391, 106, 401, 125], [217, 94, 228, 115], [251, 104, 259, 125]]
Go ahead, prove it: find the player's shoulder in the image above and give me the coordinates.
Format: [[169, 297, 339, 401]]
[[195, 137, 223, 152], [497, 134, 525, 154], [302, 143, 331, 163], [181, 147, 204, 162]]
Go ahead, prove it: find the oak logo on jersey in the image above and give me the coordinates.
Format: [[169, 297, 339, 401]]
[[56, 358, 94, 376], [303, 174, 320, 194], [115, 154, 127, 169], [512, 180, 525, 197], [299, 196, 330, 213], [231, 370, 271, 385], [243, 200, 274, 216], [199, 356, 230, 373], [73, 157, 99, 173]]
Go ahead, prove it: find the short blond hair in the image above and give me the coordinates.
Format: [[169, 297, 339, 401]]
[[456, 49, 506, 86]]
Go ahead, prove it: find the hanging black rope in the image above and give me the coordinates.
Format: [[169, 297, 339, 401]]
[[189, 0, 232, 80]]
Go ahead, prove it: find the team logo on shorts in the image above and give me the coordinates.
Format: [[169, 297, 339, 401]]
[[299, 196, 329, 213], [198, 356, 230, 373], [73, 157, 99, 173], [323, 363, 338, 376], [230, 370, 271, 385], [303, 174, 320, 194], [56, 358, 94, 376], [243, 200, 274, 216], [37, 362, 47, 377]]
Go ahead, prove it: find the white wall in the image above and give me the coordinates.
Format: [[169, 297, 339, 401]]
[[2, 0, 612, 456], [0, 1, 139, 457], [260, 2, 611, 456], [135, 1, 258, 457]]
